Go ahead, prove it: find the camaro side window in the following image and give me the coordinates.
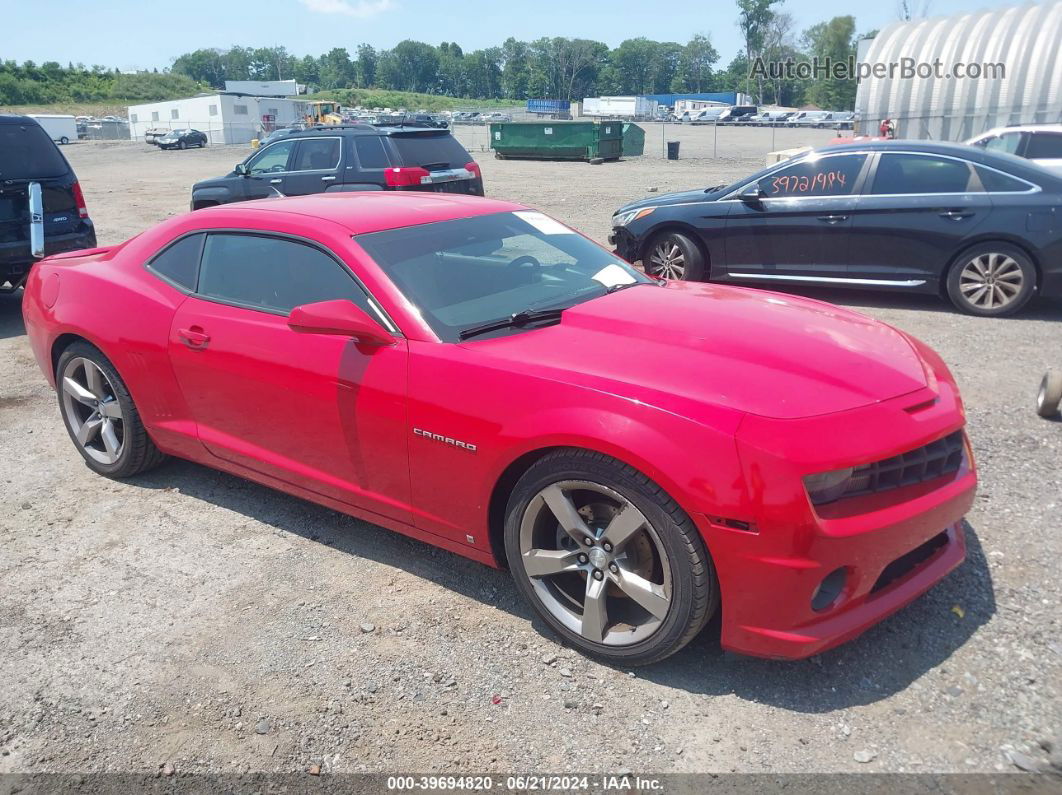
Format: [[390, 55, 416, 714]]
[[198, 233, 374, 315], [246, 141, 296, 175], [871, 154, 979, 195], [757, 154, 865, 197], [147, 233, 204, 291]]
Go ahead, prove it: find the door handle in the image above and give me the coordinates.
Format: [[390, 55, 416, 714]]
[[321, 175, 336, 182], [177, 327, 210, 349], [269, 178, 283, 184], [939, 210, 974, 220], [817, 214, 848, 224]]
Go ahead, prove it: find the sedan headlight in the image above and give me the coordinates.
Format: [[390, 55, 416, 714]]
[[612, 206, 656, 227], [803, 467, 855, 505]]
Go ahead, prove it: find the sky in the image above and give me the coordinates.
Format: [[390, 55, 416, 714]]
[[0, 0, 1037, 71]]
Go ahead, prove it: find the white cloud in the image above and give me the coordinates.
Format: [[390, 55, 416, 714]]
[[298, 0, 394, 17]]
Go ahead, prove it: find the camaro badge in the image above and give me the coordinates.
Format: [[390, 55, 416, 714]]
[[413, 428, 477, 453]]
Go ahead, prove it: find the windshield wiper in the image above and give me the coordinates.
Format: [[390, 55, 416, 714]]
[[458, 307, 566, 340]]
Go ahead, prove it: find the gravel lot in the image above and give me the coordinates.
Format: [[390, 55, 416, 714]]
[[0, 132, 1060, 777]]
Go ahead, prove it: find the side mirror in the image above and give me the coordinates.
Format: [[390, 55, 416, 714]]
[[739, 185, 766, 205], [288, 300, 394, 346], [234, 163, 249, 177]]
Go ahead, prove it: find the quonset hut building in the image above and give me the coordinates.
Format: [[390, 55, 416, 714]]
[[855, 1, 1062, 140]]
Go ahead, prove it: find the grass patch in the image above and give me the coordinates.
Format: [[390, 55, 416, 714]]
[[0, 101, 134, 118]]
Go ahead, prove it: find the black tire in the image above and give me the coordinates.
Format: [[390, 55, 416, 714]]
[[179, 140, 187, 150], [59, 136, 69, 145], [643, 230, 706, 281], [55, 341, 166, 478], [1037, 371, 1062, 418], [946, 242, 1037, 317], [504, 449, 718, 666]]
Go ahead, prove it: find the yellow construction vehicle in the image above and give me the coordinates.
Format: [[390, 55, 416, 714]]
[[304, 100, 343, 126]]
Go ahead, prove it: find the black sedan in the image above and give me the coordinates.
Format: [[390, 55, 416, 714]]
[[157, 129, 208, 150], [610, 140, 1062, 316]]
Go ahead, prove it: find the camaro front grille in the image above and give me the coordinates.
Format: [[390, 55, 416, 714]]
[[845, 431, 965, 499]]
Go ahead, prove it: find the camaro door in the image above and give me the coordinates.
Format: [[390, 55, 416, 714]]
[[722, 152, 868, 284], [167, 231, 412, 523]]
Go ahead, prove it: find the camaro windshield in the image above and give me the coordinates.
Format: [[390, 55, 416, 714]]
[[355, 211, 652, 342]]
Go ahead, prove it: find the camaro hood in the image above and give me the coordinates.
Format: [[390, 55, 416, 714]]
[[468, 282, 928, 420]]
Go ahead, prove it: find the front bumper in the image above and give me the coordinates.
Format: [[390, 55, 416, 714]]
[[608, 226, 641, 263], [701, 380, 977, 660]]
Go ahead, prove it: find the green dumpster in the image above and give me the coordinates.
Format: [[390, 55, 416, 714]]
[[622, 122, 645, 156], [489, 120, 624, 161]]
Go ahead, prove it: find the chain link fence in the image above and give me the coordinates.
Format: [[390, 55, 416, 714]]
[[452, 121, 840, 163]]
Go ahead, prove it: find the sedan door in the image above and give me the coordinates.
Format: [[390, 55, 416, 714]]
[[846, 152, 994, 290], [281, 136, 342, 196], [166, 231, 412, 523], [722, 152, 868, 284]]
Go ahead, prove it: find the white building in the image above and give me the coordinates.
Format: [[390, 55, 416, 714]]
[[127, 93, 307, 145], [223, 79, 300, 97]]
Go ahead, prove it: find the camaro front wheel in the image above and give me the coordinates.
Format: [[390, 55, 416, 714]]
[[504, 450, 717, 665], [56, 342, 166, 478]]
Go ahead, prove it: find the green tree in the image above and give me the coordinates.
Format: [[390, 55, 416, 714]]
[[737, 0, 783, 100], [672, 34, 719, 92], [355, 44, 377, 88], [802, 15, 857, 110]]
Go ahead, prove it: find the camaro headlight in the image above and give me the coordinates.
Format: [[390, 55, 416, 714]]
[[803, 467, 855, 505], [612, 206, 656, 227]]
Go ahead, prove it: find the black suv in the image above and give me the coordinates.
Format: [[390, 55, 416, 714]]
[[190, 124, 483, 210], [0, 115, 96, 291]]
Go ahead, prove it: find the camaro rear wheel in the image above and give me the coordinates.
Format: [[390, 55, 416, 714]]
[[946, 243, 1036, 317], [644, 231, 705, 281], [56, 342, 166, 478], [504, 450, 717, 665]]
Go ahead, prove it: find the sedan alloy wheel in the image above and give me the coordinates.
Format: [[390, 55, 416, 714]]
[[648, 241, 686, 280], [958, 253, 1024, 311]]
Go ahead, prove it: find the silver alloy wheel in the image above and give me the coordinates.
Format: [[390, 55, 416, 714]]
[[60, 357, 125, 465], [958, 252, 1024, 310], [647, 240, 686, 279], [519, 480, 672, 646]]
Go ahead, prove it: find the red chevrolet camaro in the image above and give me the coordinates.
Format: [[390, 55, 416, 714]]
[[23, 193, 977, 665]]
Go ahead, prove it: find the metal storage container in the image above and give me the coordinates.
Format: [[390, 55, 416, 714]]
[[490, 121, 624, 161], [622, 123, 645, 156]]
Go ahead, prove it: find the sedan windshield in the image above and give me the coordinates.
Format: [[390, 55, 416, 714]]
[[355, 211, 652, 342]]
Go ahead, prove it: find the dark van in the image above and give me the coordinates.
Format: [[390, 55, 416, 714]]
[[0, 115, 96, 291]]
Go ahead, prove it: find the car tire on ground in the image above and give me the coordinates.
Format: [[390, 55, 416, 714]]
[[179, 140, 187, 150], [56, 341, 166, 478], [59, 136, 69, 145], [946, 242, 1037, 317], [1037, 371, 1062, 418], [643, 230, 706, 281], [504, 449, 718, 666]]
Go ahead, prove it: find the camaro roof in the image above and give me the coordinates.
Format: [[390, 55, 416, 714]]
[[195, 192, 525, 236]]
